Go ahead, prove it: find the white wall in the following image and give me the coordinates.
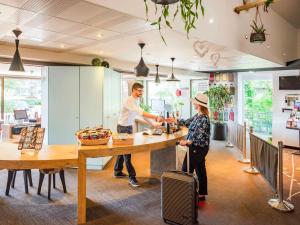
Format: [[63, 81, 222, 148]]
[[272, 70, 300, 146]]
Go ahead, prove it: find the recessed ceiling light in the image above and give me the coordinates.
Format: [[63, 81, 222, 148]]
[[97, 33, 102, 38], [209, 18, 214, 24]]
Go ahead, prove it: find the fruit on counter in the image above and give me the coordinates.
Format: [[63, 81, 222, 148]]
[[76, 127, 112, 140]]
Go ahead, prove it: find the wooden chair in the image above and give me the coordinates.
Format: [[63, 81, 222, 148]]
[[6, 169, 33, 195], [37, 169, 67, 200]]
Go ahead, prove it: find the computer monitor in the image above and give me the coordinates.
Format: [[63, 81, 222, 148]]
[[14, 110, 28, 120]]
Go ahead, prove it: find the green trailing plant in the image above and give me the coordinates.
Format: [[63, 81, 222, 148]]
[[204, 85, 232, 123], [144, 0, 205, 44], [250, 20, 266, 34], [264, 0, 274, 12]]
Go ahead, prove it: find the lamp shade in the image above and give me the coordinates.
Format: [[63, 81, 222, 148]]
[[9, 29, 25, 72], [155, 64, 160, 84], [166, 57, 179, 82], [134, 43, 149, 77], [151, 0, 179, 5]]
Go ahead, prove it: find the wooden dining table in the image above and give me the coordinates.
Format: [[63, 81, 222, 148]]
[[0, 128, 188, 224]]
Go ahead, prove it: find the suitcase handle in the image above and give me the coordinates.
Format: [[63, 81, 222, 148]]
[[175, 141, 191, 174]]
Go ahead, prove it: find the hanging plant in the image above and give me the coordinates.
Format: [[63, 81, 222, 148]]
[[144, 0, 205, 44], [263, 0, 274, 12], [250, 6, 266, 43]]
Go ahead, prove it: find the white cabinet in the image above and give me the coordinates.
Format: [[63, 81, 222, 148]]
[[103, 68, 121, 133], [42, 66, 80, 145], [42, 66, 121, 169]]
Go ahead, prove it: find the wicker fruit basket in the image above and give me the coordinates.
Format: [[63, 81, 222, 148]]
[[77, 137, 111, 146], [76, 127, 112, 146]]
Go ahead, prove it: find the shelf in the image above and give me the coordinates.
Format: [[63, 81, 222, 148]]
[[234, 0, 277, 14]]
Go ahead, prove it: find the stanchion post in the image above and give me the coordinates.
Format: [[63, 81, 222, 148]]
[[239, 122, 250, 163], [268, 141, 294, 212], [226, 121, 234, 148], [244, 126, 259, 174]]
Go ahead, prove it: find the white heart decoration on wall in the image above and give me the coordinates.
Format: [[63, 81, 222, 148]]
[[193, 41, 209, 58], [210, 52, 221, 67]]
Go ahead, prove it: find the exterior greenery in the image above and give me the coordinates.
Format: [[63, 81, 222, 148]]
[[205, 85, 232, 123], [244, 80, 272, 134]]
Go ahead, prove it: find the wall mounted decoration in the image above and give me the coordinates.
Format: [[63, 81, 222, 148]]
[[9, 29, 25, 72], [228, 73, 234, 82], [210, 52, 220, 67], [209, 73, 214, 82], [134, 43, 149, 77], [144, 0, 205, 43], [193, 41, 209, 58], [166, 57, 179, 82]]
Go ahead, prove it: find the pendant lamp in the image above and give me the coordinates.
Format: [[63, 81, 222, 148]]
[[9, 29, 25, 72], [155, 64, 160, 84], [134, 43, 149, 77], [151, 0, 179, 5], [166, 57, 179, 82]]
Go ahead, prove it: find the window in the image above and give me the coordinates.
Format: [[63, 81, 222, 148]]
[[190, 79, 209, 115], [244, 80, 272, 134], [147, 80, 190, 119], [4, 78, 41, 122], [0, 64, 42, 123]]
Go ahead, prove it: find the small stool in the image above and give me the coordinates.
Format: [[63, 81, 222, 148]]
[[6, 169, 33, 196], [37, 169, 67, 200]]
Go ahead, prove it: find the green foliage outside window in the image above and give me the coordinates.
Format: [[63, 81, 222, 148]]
[[244, 80, 272, 134]]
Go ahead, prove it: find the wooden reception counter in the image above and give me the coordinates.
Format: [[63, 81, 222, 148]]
[[77, 128, 188, 224], [0, 128, 188, 224]]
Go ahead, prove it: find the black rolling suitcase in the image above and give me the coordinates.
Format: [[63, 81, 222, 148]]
[[161, 143, 198, 225]]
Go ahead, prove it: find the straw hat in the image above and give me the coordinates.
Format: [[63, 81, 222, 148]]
[[191, 93, 208, 108]]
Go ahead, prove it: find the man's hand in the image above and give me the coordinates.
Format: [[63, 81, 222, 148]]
[[156, 116, 165, 122], [165, 117, 175, 123]]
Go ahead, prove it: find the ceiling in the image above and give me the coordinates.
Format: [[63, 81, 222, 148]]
[[271, 0, 300, 29], [0, 0, 282, 71]]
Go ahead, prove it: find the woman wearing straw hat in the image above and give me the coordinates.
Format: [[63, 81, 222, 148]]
[[179, 93, 210, 202]]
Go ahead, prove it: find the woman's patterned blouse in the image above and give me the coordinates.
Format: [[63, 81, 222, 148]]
[[182, 114, 210, 147]]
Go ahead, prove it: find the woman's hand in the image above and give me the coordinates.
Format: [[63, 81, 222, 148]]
[[179, 140, 191, 146]]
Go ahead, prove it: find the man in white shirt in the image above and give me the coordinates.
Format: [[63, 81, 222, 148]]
[[114, 82, 167, 187]]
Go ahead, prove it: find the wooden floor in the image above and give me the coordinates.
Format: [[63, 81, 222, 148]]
[[0, 141, 300, 225]]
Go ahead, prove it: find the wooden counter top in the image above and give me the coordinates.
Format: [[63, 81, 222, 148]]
[[78, 127, 188, 158], [0, 143, 78, 170]]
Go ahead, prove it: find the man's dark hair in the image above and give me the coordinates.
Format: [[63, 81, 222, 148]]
[[132, 82, 144, 91]]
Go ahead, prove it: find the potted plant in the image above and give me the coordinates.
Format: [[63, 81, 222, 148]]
[[144, 0, 205, 43], [91, 58, 101, 66], [205, 85, 232, 140], [250, 20, 266, 43]]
